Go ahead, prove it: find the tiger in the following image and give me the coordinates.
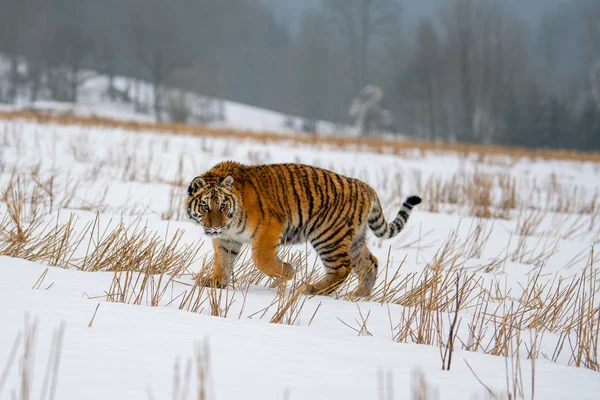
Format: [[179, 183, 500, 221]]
[[184, 161, 421, 296]]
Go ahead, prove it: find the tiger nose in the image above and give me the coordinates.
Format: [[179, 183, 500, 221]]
[[212, 224, 225, 230]]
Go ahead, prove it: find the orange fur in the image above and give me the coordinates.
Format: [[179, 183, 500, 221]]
[[185, 161, 421, 296]]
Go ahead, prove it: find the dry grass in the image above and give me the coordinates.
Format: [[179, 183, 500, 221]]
[[0, 315, 65, 400], [1, 109, 599, 163], [422, 170, 597, 219], [166, 338, 212, 400], [0, 176, 203, 277], [465, 330, 539, 400]]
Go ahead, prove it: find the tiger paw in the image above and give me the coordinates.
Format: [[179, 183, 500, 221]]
[[303, 282, 335, 296], [303, 284, 321, 296], [195, 275, 228, 289], [272, 261, 294, 280]]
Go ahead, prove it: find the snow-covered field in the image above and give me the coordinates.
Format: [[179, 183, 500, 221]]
[[0, 117, 599, 399]]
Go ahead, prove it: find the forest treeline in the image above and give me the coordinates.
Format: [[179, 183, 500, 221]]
[[0, 0, 599, 150]]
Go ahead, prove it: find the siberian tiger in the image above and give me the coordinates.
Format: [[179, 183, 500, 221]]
[[185, 161, 421, 296]]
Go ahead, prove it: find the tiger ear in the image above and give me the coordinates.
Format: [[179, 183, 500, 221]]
[[187, 177, 206, 196], [220, 175, 234, 190]]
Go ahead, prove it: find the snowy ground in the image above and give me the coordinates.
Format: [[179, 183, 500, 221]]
[[0, 117, 599, 399]]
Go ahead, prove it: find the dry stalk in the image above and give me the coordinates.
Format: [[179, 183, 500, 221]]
[[0, 316, 65, 400], [153, 337, 212, 400]]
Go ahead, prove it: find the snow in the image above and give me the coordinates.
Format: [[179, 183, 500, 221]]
[[0, 56, 350, 135], [3, 259, 600, 400], [0, 116, 599, 399]]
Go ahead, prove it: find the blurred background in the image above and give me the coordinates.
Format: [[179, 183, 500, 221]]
[[1, 0, 599, 150]]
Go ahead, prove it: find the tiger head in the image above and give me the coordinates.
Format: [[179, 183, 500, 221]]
[[185, 174, 237, 236]]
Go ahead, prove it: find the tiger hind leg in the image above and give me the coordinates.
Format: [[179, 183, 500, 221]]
[[305, 233, 352, 295], [349, 236, 379, 297]]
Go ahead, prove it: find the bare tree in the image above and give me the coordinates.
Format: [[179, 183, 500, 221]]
[[439, 0, 529, 143], [401, 19, 447, 141], [22, 1, 55, 102], [47, 25, 95, 102], [324, 0, 401, 91], [582, 1, 600, 110], [292, 12, 336, 124], [128, 0, 189, 121], [0, 0, 55, 103], [0, 0, 26, 103]]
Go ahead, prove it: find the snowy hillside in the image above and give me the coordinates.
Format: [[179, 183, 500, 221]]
[[0, 58, 350, 136], [0, 115, 599, 399]]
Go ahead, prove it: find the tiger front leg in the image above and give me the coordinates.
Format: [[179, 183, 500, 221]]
[[250, 221, 294, 280], [197, 239, 242, 288]]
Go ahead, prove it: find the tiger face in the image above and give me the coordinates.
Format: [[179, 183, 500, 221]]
[[185, 175, 237, 237]]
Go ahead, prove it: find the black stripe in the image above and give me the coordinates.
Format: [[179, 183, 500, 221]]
[[220, 245, 240, 256], [321, 254, 342, 263], [387, 225, 397, 237], [368, 214, 382, 224], [314, 174, 339, 229], [306, 168, 331, 234], [346, 179, 356, 223], [192, 198, 200, 212], [323, 264, 346, 270], [333, 172, 347, 192], [250, 224, 260, 239], [319, 169, 332, 207], [247, 180, 265, 218], [276, 166, 293, 224], [398, 210, 409, 220], [313, 231, 348, 253], [311, 167, 324, 210], [312, 230, 339, 251], [296, 167, 314, 225], [265, 168, 285, 213], [300, 166, 314, 223], [287, 164, 304, 229], [318, 237, 349, 257], [371, 219, 386, 232], [236, 212, 248, 234], [312, 227, 343, 251], [354, 183, 365, 225], [309, 207, 330, 235], [330, 174, 348, 218], [301, 167, 317, 236]]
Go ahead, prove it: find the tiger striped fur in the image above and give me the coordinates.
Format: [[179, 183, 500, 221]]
[[185, 161, 421, 296]]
